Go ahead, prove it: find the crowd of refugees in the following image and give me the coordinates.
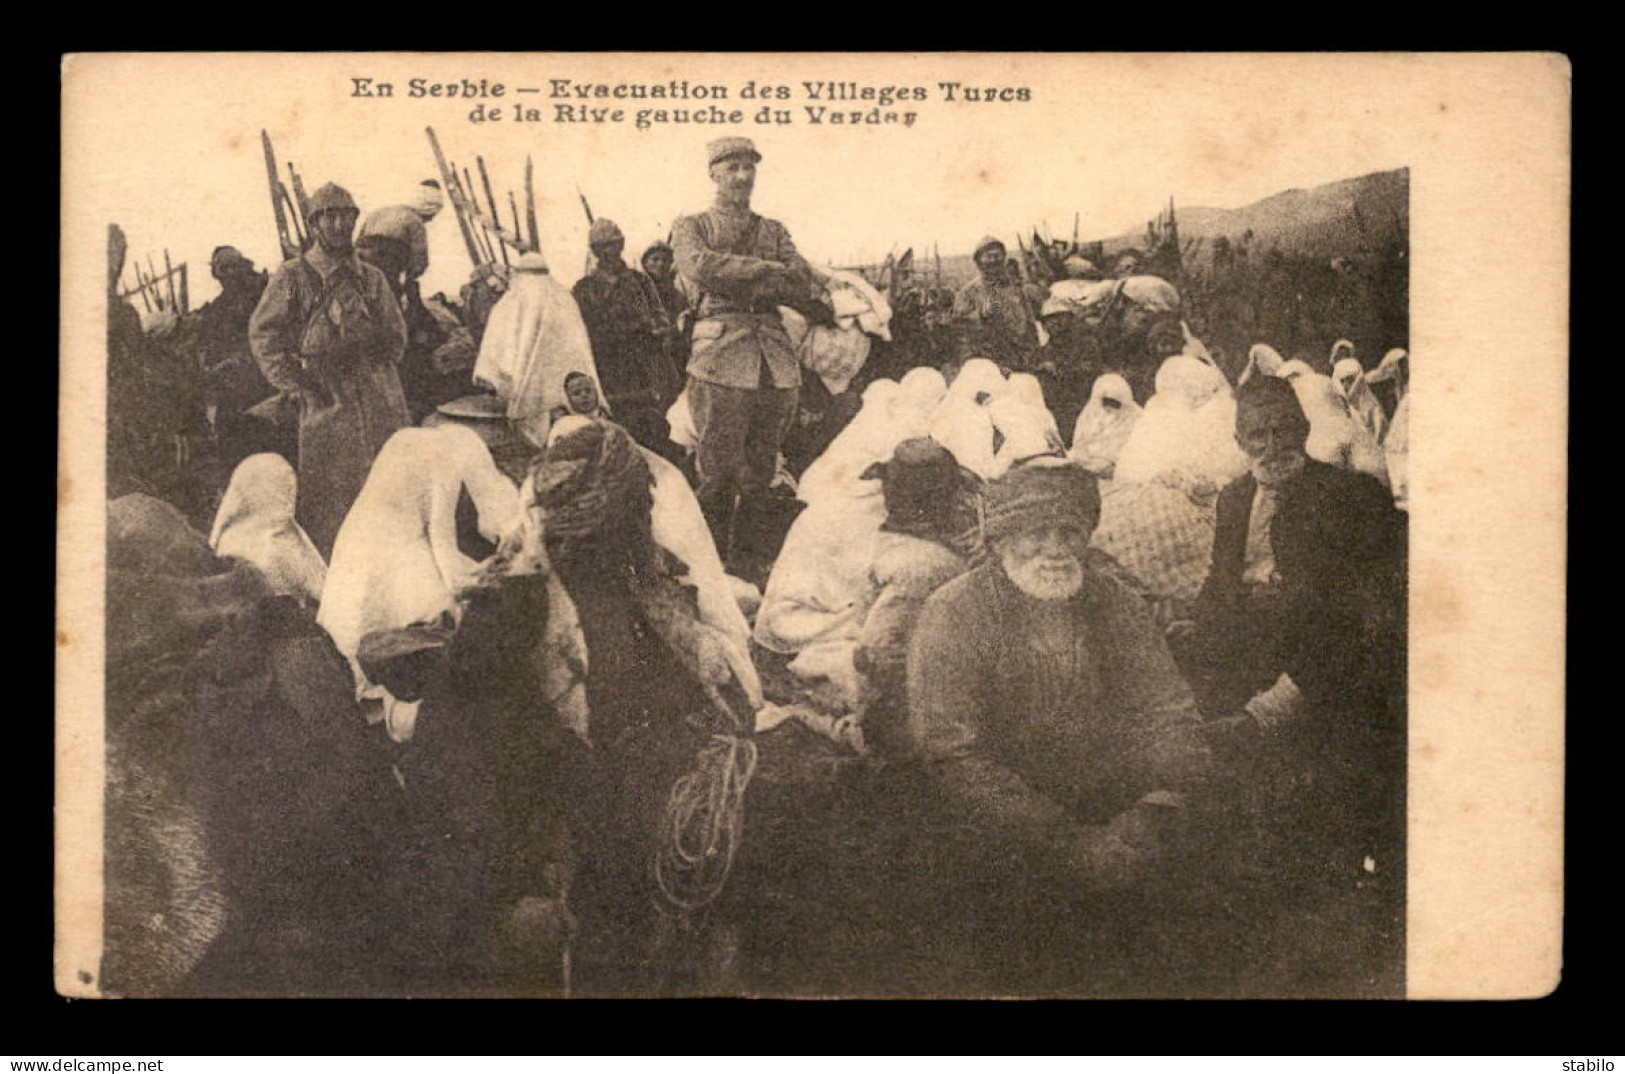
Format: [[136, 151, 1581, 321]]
[[100, 135, 1410, 998]]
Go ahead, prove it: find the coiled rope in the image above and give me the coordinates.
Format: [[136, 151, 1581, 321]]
[[653, 731, 759, 913]]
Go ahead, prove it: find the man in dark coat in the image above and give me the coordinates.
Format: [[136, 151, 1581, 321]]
[[196, 247, 282, 469], [1182, 375, 1407, 994]]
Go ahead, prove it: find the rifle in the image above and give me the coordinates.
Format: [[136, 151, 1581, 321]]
[[524, 155, 540, 252], [287, 163, 312, 241], [509, 190, 526, 254], [458, 165, 494, 264], [576, 184, 594, 226], [147, 255, 165, 310], [163, 249, 179, 312], [261, 130, 301, 261], [476, 157, 510, 267], [425, 127, 485, 269]]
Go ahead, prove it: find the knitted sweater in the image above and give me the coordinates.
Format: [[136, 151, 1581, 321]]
[[907, 561, 1210, 841]]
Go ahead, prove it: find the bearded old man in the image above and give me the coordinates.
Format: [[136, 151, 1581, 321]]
[[904, 462, 1213, 993], [1180, 374, 1407, 994], [248, 182, 410, 557]]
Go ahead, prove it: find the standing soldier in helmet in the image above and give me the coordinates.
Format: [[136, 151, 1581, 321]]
[[249, 181, 410, 557], [671, 137, 830, 578]]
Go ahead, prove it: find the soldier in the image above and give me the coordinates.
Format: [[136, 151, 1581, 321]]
[[671, 137, 830, 576], [572, 219, 680, 422], [953, 236, 1040, 372], [248, 182, 410, 557]]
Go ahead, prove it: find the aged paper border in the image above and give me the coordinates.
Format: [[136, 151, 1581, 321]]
[[57, 51, 1570, 999]]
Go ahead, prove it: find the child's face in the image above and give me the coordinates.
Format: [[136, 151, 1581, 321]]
[[567, 378, 600, 413]]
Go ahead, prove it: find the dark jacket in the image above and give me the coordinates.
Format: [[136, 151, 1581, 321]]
[[1195, 459, 1406, 730]]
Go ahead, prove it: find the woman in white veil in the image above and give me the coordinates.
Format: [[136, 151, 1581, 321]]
[[318, 424, 520, 742]]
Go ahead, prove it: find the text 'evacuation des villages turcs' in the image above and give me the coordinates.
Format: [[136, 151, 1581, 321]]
[[349, 77, 1035, 130]]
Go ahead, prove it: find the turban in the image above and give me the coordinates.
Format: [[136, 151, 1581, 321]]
[[410, 180, 445, 219], [535, 419, 654, 547], [983, 463, 1100, 545]]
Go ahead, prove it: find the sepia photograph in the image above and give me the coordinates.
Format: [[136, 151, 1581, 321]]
[[57, 52, 1568, 1000]]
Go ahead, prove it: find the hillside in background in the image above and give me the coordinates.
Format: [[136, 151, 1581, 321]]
[[864, 168, 1408, 285], [1107, 168, 1409, 268]]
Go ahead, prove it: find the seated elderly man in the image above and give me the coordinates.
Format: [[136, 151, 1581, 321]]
[[904, 462, 1212, 994], [1186, 374, 1406, 855], [1180, 374, 1407, 994]]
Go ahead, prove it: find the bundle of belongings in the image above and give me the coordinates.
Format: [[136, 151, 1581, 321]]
[[781, 267, 893, 396]]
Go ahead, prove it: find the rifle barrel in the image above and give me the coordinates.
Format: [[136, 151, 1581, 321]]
[[524, 156, 540, 252], [262, 130, 296, 260], [163, 249, 178, 311], [477, 157, 509, 267], [425, 128, 485, 268]]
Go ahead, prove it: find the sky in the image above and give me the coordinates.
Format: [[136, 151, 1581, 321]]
[[75, 53, 1424, 309]]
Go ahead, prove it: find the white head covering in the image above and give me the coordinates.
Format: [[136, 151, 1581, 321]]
[[473, 268, 600, 449], [1070, 374, 1143, 476], [892, 366, 948, 431], [797, 379, 902, 508], [1332, 356, 1389, 445], [990, 373, 1066, 474], [1240, 343, 1287, 385], [1115, 355, 1249, 497], [410, 181, 445, 219], [1275, 360, 1388, 483], [1384, 393, 1409, 511], [928, 358, 1006, 479], [209, 453, 326, 606], [317, 425, 520, 741], [1366, 347, 1410, 401]]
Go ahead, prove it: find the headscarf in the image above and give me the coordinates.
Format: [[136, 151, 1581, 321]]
[[532, 417, 763, 726], [1070, 373, 1143, 476], [1239, 342, 1287, 385], [866, 437, 983, 557], [990, 373, 1067, 474], [534, 417, 656, 556], [796, 378, 902, 508], [209, 454, 326, 607], [1088, 358, 1239, 607], [1385, 393, 1410, 512], [1275, 359, 1389, 483], [890, 366, 948, 429], [1114, 355, 1249, 498], [317, 425, 520, 741], [928, 358, 1006, 480], [1332, 356, 1389, 445], [410, 181, 445, 219], [473, 256, 600, 449]]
